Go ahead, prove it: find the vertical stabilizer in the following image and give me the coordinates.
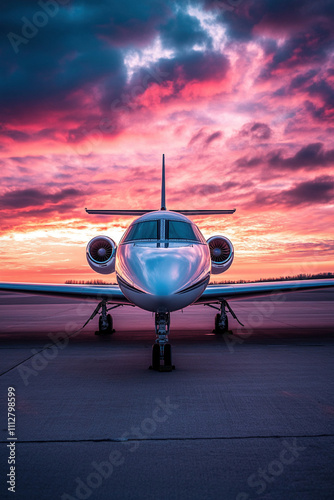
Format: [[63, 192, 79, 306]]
[[161, 154, 166, 210]]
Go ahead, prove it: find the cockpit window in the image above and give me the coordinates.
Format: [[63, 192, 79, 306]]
[[123, 220, 159, 242], [166, 220, 198, 241], [121, 218, 205, 244]]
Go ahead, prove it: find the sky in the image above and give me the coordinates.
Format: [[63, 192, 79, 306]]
[[1, 0, 334, 283]]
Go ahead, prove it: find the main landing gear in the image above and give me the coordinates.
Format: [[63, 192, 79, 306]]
[[150, 312, 175, 372], [215, 300, 229, 333], [95, 300, 116, 335], [82, 299, 117, 335], [206, 299, 244, 334]]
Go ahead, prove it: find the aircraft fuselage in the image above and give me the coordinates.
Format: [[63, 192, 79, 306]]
[[115, 210, 211, 312]]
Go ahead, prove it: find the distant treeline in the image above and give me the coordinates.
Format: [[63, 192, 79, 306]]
[[65, 273, 333, 285], [65, 279, 117, 285], [214, 272, 334, 285]]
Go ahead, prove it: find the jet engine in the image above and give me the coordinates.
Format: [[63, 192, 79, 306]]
[[207, 236, 234, 274], [86, 236, 117, 274]]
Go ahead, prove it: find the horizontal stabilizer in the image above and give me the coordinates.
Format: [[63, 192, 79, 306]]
[[174, 209, 236, 215], [85, 209, 236, 216], [85, 209, 156, 216]]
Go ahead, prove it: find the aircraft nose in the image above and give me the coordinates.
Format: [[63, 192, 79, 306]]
[[139, 252, 194, 296], [116, 243, 210, 306]]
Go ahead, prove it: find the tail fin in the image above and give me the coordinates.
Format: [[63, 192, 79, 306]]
[[86, 153, 236, 216], [161, 154, 166, 210]]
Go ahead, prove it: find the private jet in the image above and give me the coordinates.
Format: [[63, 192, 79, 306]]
[[1, 155, 333, 370]]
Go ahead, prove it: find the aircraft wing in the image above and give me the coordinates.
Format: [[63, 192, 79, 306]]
[[0, 282, 130, 304], [196, 279, 334, 303]]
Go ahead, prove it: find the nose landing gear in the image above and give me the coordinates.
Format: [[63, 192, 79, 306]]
[[150, 312, 175, 371]]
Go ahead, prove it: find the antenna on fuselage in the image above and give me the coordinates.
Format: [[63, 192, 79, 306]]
[[161, 154, 166, 210]]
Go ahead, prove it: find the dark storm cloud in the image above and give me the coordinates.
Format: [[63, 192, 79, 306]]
[[235, 156, 262, 169], [275, 68, 319, 102], [236, 143, 334, 171], [253, 176, 334, 208], [268, 143, 334, 170], [205, 0, 334, 41], [127, 49, 230, 108], [205, 131, 222, 146], [9, 155, 47, 164], [1, 0, 333, 135], [305, 80, 334, 118], [0, 127, 58, 142], [259, 27, 334, 81], [135, 49, 229, 88], [0, 187, 84, 209], [188, 129, 223, 148], [289, 70, 317, 90], [203, 0, 264, 41], [159, 10, 210, 51], [96, 0, 170, 46], [238, 122, 271, 140], [284, 176, 334, 205], [202, 0, 334, 86], [169, 180, 240, 201], [1, 0, 233, 128], [0, 129, 30, 142], [188, 128, 206, 146], [190, 182, 233, 196], [1, 0, 171, 123]]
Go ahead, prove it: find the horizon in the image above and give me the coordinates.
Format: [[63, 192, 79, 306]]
[[1, 1, 334, 283]]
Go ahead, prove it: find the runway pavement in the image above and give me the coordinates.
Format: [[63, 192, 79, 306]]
[[0, 289, 334, 500]]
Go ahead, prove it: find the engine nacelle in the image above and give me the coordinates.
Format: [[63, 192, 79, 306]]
[[86, 236, 117, 275], [207, 235, 234, 275]]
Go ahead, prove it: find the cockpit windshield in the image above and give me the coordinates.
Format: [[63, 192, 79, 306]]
[[122, 219, 204, 243], [123, 220, 159, 242], [166, 220, 197, 241]]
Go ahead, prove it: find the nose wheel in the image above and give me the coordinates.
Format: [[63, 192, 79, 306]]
[[150, 312, 175, 371]]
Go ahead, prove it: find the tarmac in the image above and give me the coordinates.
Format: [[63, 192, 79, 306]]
[[0, 289, 334, 500]]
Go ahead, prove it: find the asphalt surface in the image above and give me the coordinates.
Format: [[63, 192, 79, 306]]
[[0, 289, 334, 500]]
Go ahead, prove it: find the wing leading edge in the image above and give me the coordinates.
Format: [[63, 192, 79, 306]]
[[196, 279, 334, 303], [1, 279, 333, 304], [0, 282, 129, 304]]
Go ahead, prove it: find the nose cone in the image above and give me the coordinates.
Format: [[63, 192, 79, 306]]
[[116, 243, 210, 312]]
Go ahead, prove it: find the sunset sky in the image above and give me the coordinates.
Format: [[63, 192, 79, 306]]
[[1, 0, 334, 283]]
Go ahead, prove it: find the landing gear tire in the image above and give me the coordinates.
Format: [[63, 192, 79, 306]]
[[150, 343, 174, 371], [214, 313, 228, 334], [151, 344, 160, 371], [164, 343, 172, 367], [150, 312, 175, 371], [96, 314, 114, 335], [107, 314, 113, 333]]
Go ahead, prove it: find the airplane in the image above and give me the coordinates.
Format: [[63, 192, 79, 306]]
[[1, 154, 334, 371]]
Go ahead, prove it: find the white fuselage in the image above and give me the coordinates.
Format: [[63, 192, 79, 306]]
[[115, 211, 211, 312]]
